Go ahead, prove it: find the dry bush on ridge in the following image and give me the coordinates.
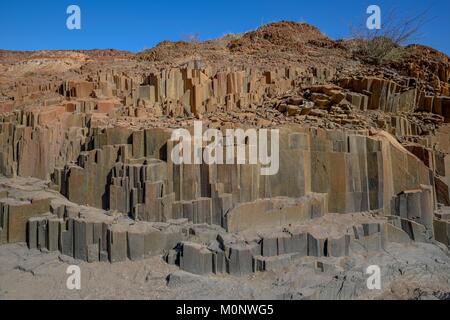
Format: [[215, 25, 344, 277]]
[[349, 8, 431, 65]]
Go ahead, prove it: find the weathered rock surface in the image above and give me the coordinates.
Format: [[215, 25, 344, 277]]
[[1, 21, 450, 299]]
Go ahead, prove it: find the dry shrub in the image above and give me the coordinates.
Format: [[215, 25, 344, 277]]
[[349, 8, 431, 65]]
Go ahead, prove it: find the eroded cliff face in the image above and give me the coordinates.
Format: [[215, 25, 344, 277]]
[[1, 23, 450, 285]]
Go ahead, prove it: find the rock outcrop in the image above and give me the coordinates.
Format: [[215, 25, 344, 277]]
[[1, 22, 450, 290]]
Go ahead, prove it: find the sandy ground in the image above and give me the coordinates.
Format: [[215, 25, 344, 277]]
[[1, 242, 450, 300]]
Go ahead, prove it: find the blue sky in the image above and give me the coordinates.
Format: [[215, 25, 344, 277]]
[[0, 0, 448, 55]]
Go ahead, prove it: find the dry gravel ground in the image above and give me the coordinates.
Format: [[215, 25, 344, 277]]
[[1, 242, 450, 300]]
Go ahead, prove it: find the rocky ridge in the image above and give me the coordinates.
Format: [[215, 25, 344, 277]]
[[0, 21, 450, 299]]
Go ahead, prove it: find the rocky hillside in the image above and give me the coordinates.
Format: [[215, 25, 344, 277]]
[[1, 21, 450, 299]]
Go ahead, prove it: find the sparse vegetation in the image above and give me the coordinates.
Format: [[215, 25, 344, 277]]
[[182, 33, 200, 43], [349, 9, 431, 65]]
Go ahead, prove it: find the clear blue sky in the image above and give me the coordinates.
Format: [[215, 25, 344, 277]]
[[0, 0, 448, 55]]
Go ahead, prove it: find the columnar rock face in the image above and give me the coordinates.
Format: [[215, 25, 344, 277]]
[[0, 64, 446, 272], [135, 67, 320, 116], [1, 23, 450, 287], [0, 120, 439, 273], [418, 95, 450, 122], [0, 112, 434, 223], [339, 77, 418, 113], [225, 195, 328, 232], [0, 197, 50, 244], [175, 215, 395, 276]]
